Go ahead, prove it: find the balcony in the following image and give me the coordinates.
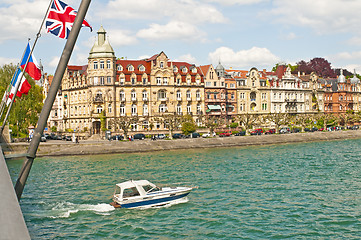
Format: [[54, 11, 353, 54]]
[[158, 97, 168, 101], [196, 97, 201, 101], [177, 97, 182, 101], [93, 96, 104, 103], [142, 97, 148, 101], [120, 97, 126, 102], [131, 97, 137, 102], [250, 98, 256, 102], [187, 97, 192, 101]]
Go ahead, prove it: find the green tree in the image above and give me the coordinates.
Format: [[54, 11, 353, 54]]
[[200, 115, 225, 135], [109, 115, 138, 139], [1, 64, 44, 137], [235, 113, 259, 135], [266, 113, 289, 134], [161, 112, 182, 139], [181, 114, 196, 136]]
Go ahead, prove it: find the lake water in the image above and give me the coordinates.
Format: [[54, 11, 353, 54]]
[[6, 139, 361, 239]]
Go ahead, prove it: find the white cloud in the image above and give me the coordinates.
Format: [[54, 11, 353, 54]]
[[101, 0, 227, 24], [137, 21, 206, 42], [281, 32, 297, 41], [48, 56, 60, 68], [208, 46, 280, 69], [266, 0, 361, 35], [328, 51, 361, 61], [174, 54, 198, 64], [0, 57, 18, 66], [0, 1, 48, 42], [107, 29, 138, 46]]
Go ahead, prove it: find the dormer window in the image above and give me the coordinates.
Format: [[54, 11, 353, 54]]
[[192, 68, 197, 73], [117, 65, 123, 71], [182, 67, 188, 73], [160, 62, 164, 68], [173, 66, 178, 72], [139, 65, 145, 71], [128, 65, 134, 71]]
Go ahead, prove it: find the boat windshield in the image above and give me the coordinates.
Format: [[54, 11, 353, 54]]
[[143, 185, 160, 193], [123, 187, 140, 198]]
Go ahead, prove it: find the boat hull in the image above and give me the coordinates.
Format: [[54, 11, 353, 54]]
[[114, 191, 191, 209]]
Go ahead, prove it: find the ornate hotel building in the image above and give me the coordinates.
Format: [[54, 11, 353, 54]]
[[59, 26, 204, 134]]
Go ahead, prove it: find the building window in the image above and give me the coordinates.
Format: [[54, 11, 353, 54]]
[[100, 76, 105, 85], [131, 77, 136, 85], [142, 90, 148, 100], [158, 90, 167, 101], [182, 67, 187, 73], [187, 104, 191, 114], [131, 90, 136, 101], [117, 65, 123, 71], [231, 93, 235, 100], [163, 77, 168, 85], [177, 90, 181, 100], [143, 104, 148, 115], [108, 104, 112, 113], [156, 77, 162, 85], [100, 61, 104, 69], [107, 76, 111, 84], [196, 90, 200, 100], [107, 60, 111, 69], [131, 104, 137, 116], [142, 77, 147, 84], [262, 103, 267, 111], [119, 91, 125, 101], [128, 65, 134, 71], [139, 65, 145, 71], [176, 104, 182, 114], [120, 104, 125, 116], [240, 104, 244, 111], [187, 77, 191, 85], [159, 104, 167, 113], [197, 104, 201, 114], [160, 62, 164, 68], [96, 105, 103, 113], [177, 78, 181, 85], [186, 90, 191, 100], [93, 61, 98, 69], [206, 82, 211, 87]]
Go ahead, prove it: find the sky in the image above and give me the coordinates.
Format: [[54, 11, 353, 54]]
[[1, 0, 361, 75]]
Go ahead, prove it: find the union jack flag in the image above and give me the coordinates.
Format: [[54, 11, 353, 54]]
[[45, 0, 92, 39]]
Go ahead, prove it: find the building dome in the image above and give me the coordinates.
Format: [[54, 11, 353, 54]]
[[337, 69, 346, 83], [350, 70, 360, 84], [88, 26, 115, 59]]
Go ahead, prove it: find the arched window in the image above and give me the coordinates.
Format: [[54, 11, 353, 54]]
[[142, 90, 148, 100], [143, 104, 148, 116], [117, 65, 123, 71], [96, 105, 103, 113], [176, 90, 181, 100], [139, 65, 145, 71], [176, 104, 182, 114], [186, 90, 191, 100], [131, 104, 137, 116], [128, 65, 134, 71], [187, 104, 191, 114], [120, 104, 125, 116], [119, 90, 125, 101], [131, 90, 136, 100], [159, 104, 167, 113]]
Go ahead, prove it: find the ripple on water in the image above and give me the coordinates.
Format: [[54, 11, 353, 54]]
[[6, 138, 361, 239]]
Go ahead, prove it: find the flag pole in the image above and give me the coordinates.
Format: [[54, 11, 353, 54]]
[[15, 0, 92, 201], [0, 0, 54, 133]]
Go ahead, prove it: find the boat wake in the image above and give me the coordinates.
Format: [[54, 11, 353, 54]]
[[49, 202, 115, 218]]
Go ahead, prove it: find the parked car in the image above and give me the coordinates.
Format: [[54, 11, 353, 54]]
[[202, 132, 215, 138], [111, 135, 124, 140], [133, 133, 146, 140], [235, 131, 246, 136], [157, 133, 167, 139], [191, 132, 200, 138], [311, 127, 318, 132], [304, 128, 311, 132], [279, 127, 290, 134], [292, 128, 300, 133], [250, 129, 263, 135], [318, 128, 324, 131], [64, 136, 72, 141], [219, 131, 232, 137], [172, 133, 184, 139], [44, 133, 51, 139], [265, 129, 276, 135]]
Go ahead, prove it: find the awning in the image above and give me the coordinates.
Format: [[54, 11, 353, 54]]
[[207, 105, 222, 110]]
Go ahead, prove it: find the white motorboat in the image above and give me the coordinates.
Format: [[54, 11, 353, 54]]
[[110, 180, 193, 209]]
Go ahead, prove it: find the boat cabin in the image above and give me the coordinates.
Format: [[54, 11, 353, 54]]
[[114, 180, 161, 200]]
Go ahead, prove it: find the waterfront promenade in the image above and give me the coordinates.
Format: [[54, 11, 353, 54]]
[[5, 130, 361, 157]]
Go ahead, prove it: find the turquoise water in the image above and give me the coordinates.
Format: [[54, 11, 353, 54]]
[[6, 139, 361, 239]]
